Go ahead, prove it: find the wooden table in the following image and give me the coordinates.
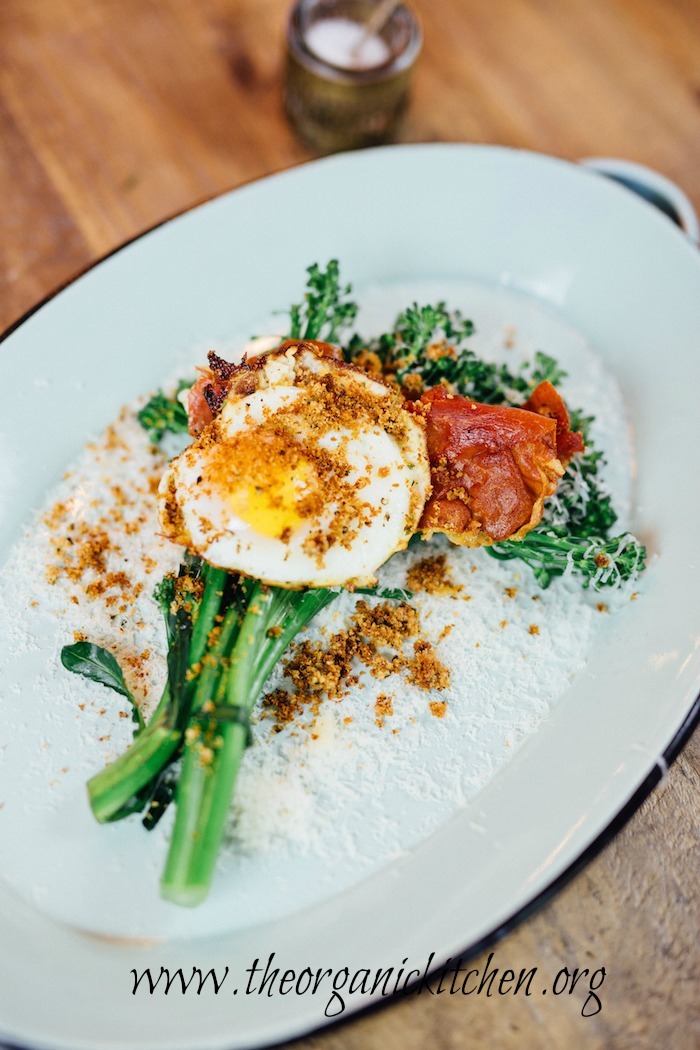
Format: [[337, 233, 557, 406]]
[[1, 1, 698, 1046]]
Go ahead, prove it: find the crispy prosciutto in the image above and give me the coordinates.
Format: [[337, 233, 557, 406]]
[[522, 380, 585, 465], [186, 340, 343, 436], [410, 386, 581, 546]]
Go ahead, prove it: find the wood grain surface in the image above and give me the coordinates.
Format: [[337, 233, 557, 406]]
[[1, 1, 699, 1047]]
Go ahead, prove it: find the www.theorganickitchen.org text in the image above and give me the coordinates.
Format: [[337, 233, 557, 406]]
[[130, 951, 606, 1018]]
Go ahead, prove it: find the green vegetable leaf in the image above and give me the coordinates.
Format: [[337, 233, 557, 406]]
[[529, 351, 567, 388], [141, 767, 179, 831], [137, 384, 190, 443], [61, 642, 146, 732], [352, 585, 414, 602], [153, 573, 177, 646]]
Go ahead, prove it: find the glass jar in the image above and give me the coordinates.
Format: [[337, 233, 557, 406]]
[[284, 0, 422, 153]]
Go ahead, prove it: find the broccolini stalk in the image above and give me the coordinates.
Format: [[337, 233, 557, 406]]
[[487, 528, 646, 590], [161, 581, 338, 906], [84, 559, 227, 823]]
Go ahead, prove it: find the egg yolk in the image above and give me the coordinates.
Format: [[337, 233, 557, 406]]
[[225, 458, 315, 541], [225, 468, 310, 537]]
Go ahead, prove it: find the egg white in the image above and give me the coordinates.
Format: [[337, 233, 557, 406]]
[[159, 345, 431, 587]]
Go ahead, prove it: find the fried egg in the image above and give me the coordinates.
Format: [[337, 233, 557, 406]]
[[158, 342, 431, 587]]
